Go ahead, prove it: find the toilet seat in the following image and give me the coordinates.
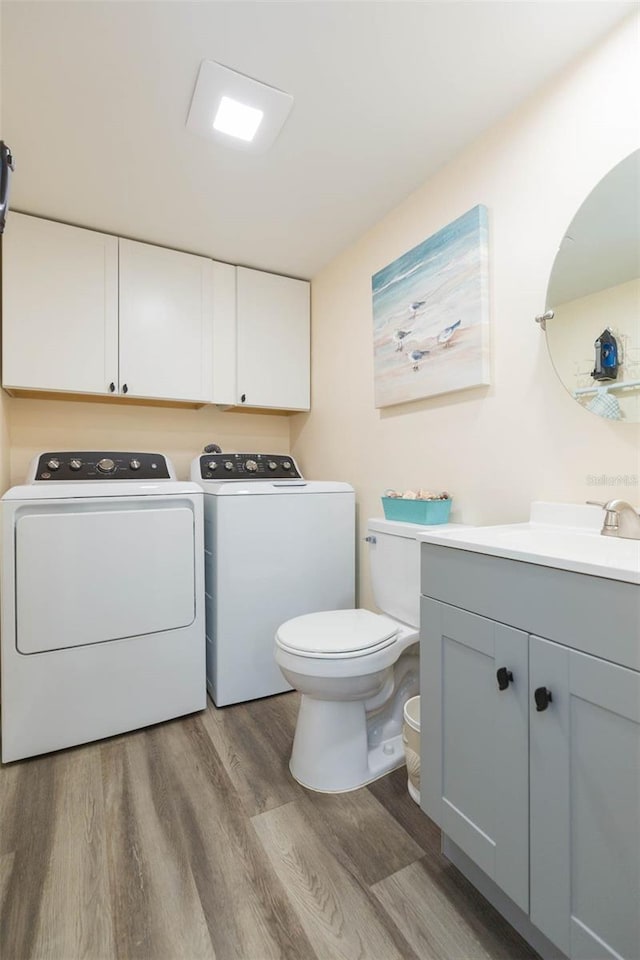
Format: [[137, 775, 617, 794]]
[[276, 609, 399, 659]]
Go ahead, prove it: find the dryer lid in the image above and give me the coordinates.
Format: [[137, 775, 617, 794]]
[[276, 609, 398, 656]]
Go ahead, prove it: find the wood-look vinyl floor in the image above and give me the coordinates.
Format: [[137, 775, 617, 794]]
[[0, 694, 540, 960]]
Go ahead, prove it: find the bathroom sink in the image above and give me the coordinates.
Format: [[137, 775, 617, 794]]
[[418, 501, 640, 584]]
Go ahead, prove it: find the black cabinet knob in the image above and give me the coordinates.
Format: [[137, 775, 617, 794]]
[[240, 393, 246, 403], [108, 382, 115, 393], [122, 383, 128, 394], [496, 667, 514, 691], [534, 686, 553, 712]]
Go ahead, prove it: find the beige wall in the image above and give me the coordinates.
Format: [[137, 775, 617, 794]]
[[8, 400, 290, 485], [292, 15, 640, 610]]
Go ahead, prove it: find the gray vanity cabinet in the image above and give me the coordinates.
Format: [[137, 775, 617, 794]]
[[421, 543, 640, 960], [529, 636, 640, 960], [421, 598, 530, 912]]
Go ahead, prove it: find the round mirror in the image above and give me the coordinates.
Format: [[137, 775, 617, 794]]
[[545, 149, 640, 422]]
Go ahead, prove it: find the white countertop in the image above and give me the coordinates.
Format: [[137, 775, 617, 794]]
[[417, 502, 640, 584]]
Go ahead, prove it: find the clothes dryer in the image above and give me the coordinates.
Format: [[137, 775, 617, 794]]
[[1, 451, 205, 761]]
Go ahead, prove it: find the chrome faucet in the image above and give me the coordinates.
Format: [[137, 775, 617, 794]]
[[588, 500, 640, 540]]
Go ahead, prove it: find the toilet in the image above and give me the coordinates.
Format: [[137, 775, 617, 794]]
[[275, 518, 420, 793]]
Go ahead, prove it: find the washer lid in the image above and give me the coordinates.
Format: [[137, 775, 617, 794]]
[[276, 609, 398, 656]]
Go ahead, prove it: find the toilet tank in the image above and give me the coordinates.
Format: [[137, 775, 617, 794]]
[[367, 519, 421, 627]]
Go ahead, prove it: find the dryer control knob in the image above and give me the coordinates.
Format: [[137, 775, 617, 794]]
[[282, 460, 292, 470], [267, 461, 277, 471], [69, 459, 83, 471], [97, 458, 116, 474], [245, 460, 258, 472], [224, 461, 234, 471], [207, 461, 218, 470], [129, 459, 141, 471], [47, 458, 61, 471]]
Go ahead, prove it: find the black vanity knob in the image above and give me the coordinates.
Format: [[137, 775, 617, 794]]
[[122, 383, 129, 394], [108, 382, 116, 393], [240, 393, 246, 403], [496, 667, 514, 691], [534, 686, 553, 712]]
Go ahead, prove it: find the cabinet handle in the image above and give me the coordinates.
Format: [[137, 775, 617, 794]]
[[534, 686, 553, 712], [108, 382, 115, 393], [240, 393, 246, 403], [122, 383, 128, 394], [496, 667, 514, 691]]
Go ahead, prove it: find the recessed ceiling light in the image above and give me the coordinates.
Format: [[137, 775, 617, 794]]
[[213, 96, 264, 143], [187, 60, 294, 154]]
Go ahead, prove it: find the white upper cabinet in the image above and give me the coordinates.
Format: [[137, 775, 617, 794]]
[[2, 213, 118, 395], [2, 216, 309, 410], [118, 239, 214, 403], [210, 259, 237, 406], [236, 266, 310, 410]]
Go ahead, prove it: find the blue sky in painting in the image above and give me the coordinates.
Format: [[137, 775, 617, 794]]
[[372, 205, 488, 326]]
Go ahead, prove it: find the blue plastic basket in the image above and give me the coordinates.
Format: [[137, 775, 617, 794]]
[[381, 496, 452, 526]]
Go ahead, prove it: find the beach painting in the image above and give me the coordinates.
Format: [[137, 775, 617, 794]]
[[371, 204, 490, 408]]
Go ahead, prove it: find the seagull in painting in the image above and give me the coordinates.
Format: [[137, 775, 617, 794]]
[[393, 328, 413, 351], [410, 300, 426, 318], [437, 319, 462, 347], [408, 348, 430, 371]]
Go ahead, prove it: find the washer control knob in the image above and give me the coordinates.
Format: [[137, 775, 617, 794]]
[[207, 461, 218, 471], [282, 460, 292, 470], [245, 459, 258, 472], [97, 458, 116, 474], [47, 458, 61, 471], [224, 461, 234, 471], [129, 459, 141, 471], [267, 461, 278, 471], [69, 459, 83, 471]]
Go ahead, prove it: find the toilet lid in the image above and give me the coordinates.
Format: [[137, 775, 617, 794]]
[[276, 609, 399, 657]]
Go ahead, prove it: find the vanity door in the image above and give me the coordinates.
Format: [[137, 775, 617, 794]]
[[421, 600, 529, 912], [530, 636, 640, 960]]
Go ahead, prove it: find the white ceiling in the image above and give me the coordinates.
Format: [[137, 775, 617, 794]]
[[1, 1, 634, 279]]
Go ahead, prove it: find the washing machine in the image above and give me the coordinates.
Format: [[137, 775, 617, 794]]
[[1, 451, 206, 762], [191, 450, 355, 706]]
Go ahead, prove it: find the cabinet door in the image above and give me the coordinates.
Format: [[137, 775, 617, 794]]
[[119, 239, 213, 402], [211, 260, 237, 405], [236, 266, 310, 410], [2, 214, 118, 394], [530, 636, 640, 960], [421, 599, 529, 911]]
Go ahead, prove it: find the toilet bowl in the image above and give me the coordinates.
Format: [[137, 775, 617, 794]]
[[275, 519, 421, 793]]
